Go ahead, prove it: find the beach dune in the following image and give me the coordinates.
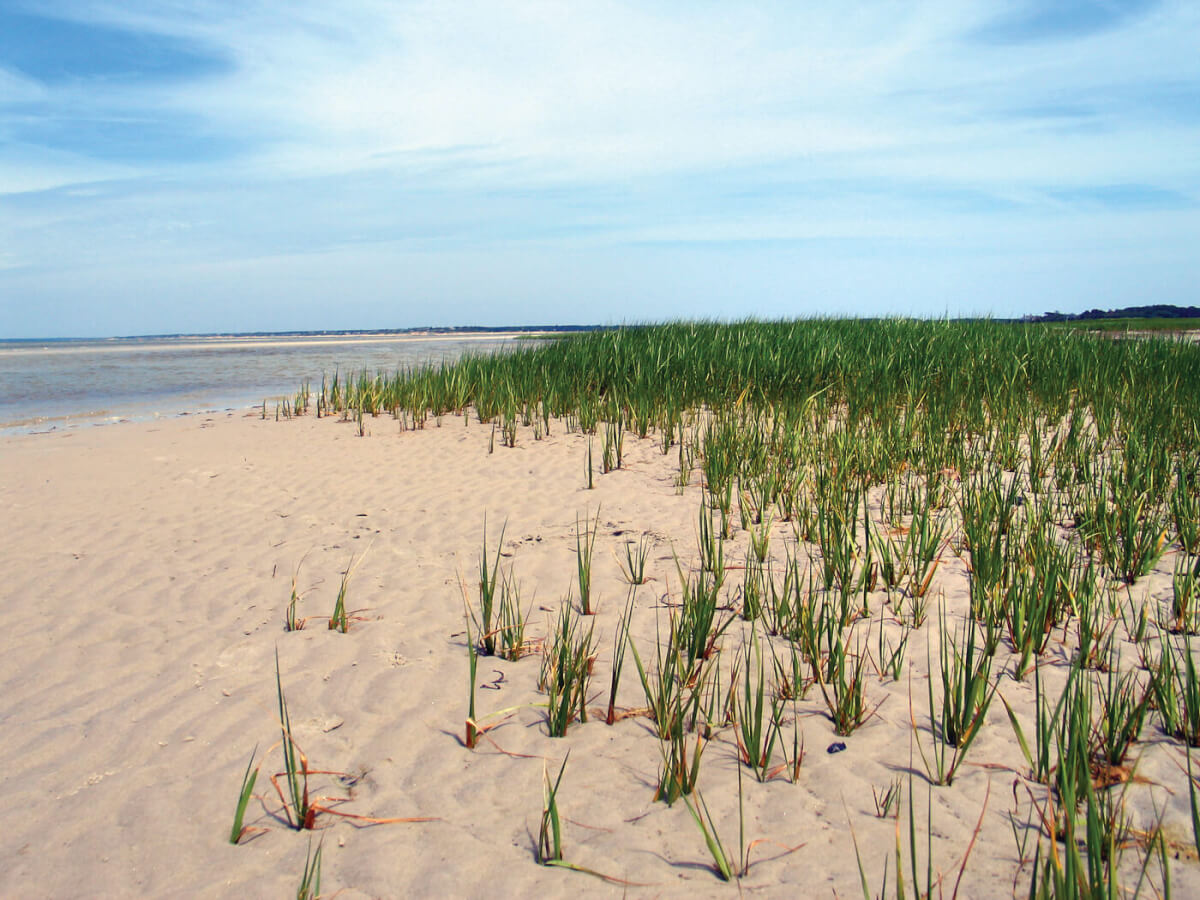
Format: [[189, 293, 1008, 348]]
[[0, 408, 1194, 898]]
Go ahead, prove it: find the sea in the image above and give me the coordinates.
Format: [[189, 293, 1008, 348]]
[[0, 332, 524, 434]]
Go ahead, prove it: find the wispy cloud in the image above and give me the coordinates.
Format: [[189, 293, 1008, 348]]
[[1, 1, 1197, 335], [970, 0, 1162, 44]]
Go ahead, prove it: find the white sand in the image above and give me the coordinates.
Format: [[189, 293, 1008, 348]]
[[0, 410, 1195, 898]]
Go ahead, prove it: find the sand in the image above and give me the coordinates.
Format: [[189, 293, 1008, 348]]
[[1, 409, 1196, 898]]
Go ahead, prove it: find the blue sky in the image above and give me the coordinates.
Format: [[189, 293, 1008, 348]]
[[0, 1, 1197, 337]]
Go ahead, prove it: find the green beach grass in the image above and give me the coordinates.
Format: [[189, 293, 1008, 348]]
[[276, 318, 1200, 893]]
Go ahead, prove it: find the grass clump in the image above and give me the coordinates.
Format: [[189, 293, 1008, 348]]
[[605, 588, 636, 725], [287, 318, 1200, 891], [541, 603, 596, 737], [328, 551, 366, 634], [915, 604, 997, 786], [297, 837, 323, 900], [1167, 554, 1200, 635], [630, 616, 695, 741], [618, 533, 652, 586], [734, 628, 786, 782], [538, 755, 569, 865], [495, 569, 532, 661], [575, 508, 600, 615], [1150, 634, 1200, 746], [474, 518, 506, 655], [816, 628, 877, 736], [654, 711, 706, 805], [284, 555, 310, 632], [274, 649, 313, 830]]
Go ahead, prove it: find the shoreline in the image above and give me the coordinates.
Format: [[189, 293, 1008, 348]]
[[0, 332, 539, 436], [0, 330, 547, 357]]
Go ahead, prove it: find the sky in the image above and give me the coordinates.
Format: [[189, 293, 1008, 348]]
[[0, 1, 1197, 338]]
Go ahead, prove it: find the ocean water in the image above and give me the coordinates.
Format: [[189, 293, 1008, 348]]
[[0, 332, 522, 434]]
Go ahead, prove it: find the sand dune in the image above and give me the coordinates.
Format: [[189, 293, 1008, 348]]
[[1, 410, 1195, 898]]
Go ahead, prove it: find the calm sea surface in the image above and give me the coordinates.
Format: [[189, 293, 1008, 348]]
[[0, 333, 522, 434]]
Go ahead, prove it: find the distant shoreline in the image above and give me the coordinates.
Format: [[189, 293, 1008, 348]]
[[0, 331, 526, 434], [0, 331, 548, 358], [2, 325, 600, 344]]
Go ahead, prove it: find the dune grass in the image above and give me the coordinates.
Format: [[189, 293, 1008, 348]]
[[283, 318, 1200, 893], [229, 745, 260, 845], [296, 837, 322, 900]]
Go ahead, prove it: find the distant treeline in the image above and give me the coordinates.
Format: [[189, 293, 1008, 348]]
[[406, 325, 601, 334], [1025, 304, 1200, 323]]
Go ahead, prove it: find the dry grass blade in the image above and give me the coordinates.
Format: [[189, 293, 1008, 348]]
[[268, 766, 437, 829], [272, 649, 435, 830]]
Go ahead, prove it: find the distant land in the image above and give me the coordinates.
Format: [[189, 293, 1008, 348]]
[[1024, 304, 1200, 323], [11, 311, 1200, 344]]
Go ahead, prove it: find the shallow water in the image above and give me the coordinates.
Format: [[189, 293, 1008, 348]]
[[0, 332, 520, 434]]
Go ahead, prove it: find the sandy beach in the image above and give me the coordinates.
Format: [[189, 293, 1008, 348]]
[[1, 408, 1196, 898]]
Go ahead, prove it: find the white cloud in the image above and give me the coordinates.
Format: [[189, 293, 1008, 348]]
[[2, 1, 1198, 334], [12, 1, 1196, 189], [18, 2, 978, 176], [0, 147, 133, 196]]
